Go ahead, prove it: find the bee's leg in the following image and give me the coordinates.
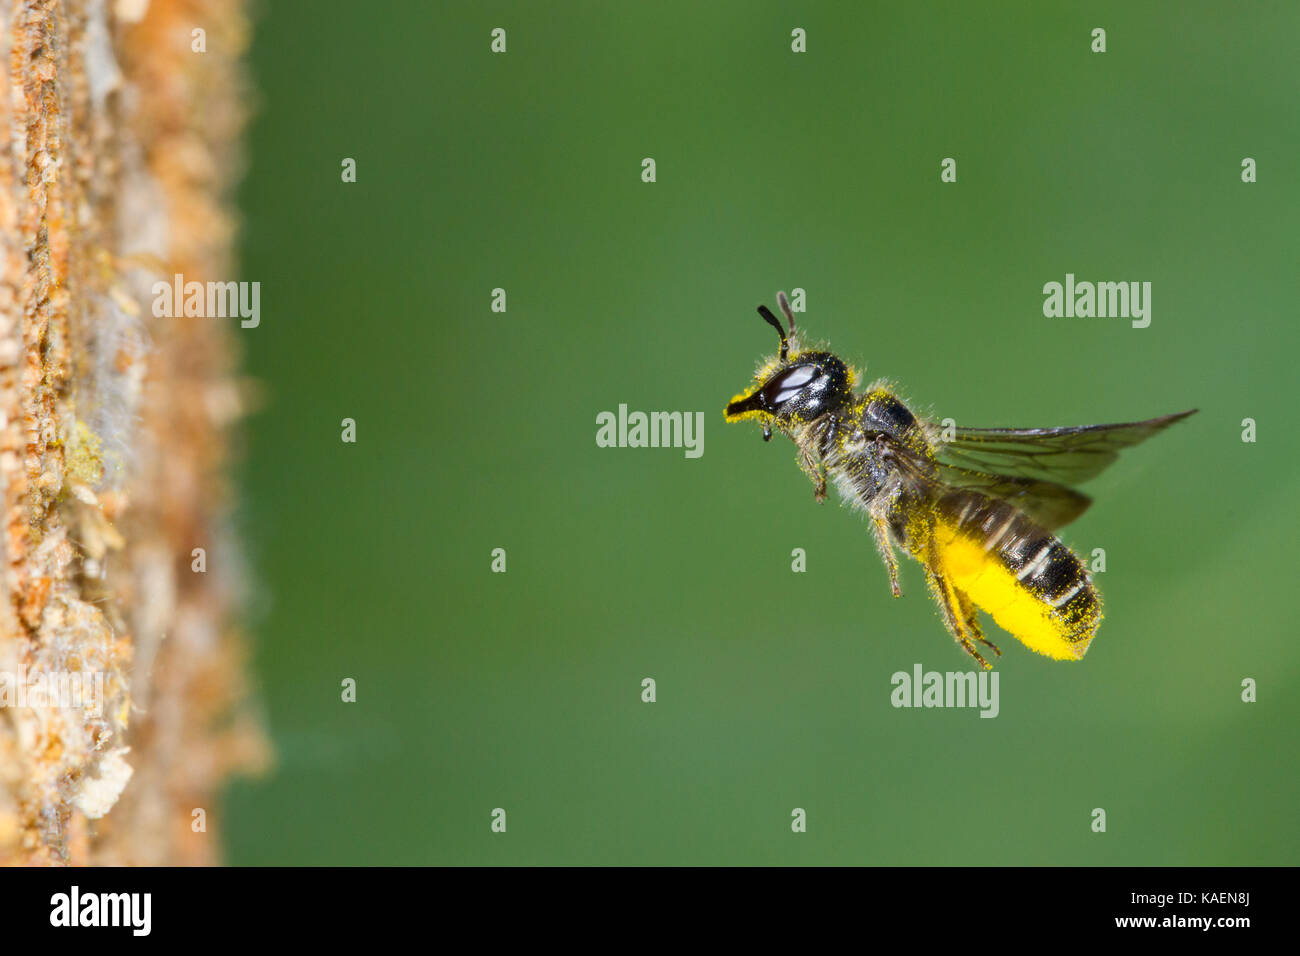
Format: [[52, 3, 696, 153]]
[[868, 511, 902, 598], [796, 446, 828, 502], [955, 588, 1000, 657], [925, 567, 991, 670]]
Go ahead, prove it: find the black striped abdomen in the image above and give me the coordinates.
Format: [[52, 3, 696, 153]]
[[935, 492, 1101, 658]]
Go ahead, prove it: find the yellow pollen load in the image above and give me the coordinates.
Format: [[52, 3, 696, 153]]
[[931, 520, 1087, 661]]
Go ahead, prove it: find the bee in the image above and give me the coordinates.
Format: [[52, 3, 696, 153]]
[[724, 292, 1195, 668]]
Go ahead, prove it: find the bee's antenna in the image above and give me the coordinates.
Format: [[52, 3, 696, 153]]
[[776, 291, 797, 339], [756, 304, 789, 361]]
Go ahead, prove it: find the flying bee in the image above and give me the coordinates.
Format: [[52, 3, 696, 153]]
[[724, 292, 1195, 669]]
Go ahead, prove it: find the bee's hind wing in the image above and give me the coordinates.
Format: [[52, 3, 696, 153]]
[[932, 462, 1092, 531]]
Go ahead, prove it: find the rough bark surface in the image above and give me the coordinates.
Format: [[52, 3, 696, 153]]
[[0, 0, 266, 866]]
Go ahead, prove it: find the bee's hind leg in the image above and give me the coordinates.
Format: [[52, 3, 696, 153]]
[[955, 588, 1000, 658], [925, 567, 991, 670]]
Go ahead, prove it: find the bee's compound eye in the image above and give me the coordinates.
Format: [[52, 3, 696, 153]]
[[765, 364, 819, 406], [778, 365, 817, 388]]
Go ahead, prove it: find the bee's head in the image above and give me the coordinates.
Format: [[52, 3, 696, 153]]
[[724, 293, 853, 437]]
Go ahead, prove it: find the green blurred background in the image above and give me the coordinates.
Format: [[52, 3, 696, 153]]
[[226, 1, 1300, 864]]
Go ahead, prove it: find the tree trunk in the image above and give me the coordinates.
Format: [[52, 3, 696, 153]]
[[0, 0, 266, 866]]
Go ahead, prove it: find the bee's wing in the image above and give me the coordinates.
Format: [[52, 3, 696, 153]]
[[936, 410, 1196, 487], [931, 461, 1092, 531], [881, 440, 1086, 531]]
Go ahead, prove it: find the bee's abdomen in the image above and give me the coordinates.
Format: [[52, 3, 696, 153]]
[[936, 493, 1100, 659]]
